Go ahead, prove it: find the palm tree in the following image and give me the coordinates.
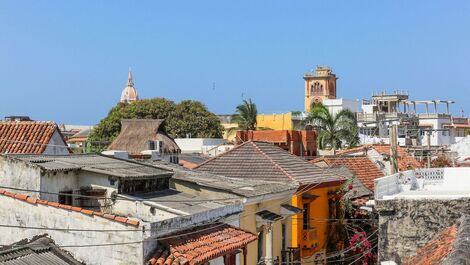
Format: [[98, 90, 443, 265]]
[[232, 98, 258, 131], [305, 102, 359, 151]]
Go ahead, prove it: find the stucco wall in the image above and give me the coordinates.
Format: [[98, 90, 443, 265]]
[[376, 198, 470, 264], [256, 113, 293, 131], [0, 157, 41, 197], [43, 130, 70, 155], [240, 198, 287, 265], [113, 198, 179, 223], [39, 170, 118, 202], [0, 195, 146, 265]]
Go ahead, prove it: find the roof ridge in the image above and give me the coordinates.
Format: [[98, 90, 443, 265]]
[[250, 142, 297, 182], [0, 189, 140, 227]]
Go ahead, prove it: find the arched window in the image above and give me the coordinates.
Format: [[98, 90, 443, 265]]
[[320, 84, 323, 92]]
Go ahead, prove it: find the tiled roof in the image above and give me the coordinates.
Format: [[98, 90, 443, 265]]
[[404, 225, 458, 265], [179, 153, 210, 169], [404, 215, 470, 265], [336, 144, 422, 171], [147, 160, 298, 198], [312, 156, 384, 190], [0, 189, 140, 227], [195, 141, 344, 185], [8, 154, 172, 179], [0, 121, 67, 154], [0, 236, 83, 264], [147, 223, 257, 265]]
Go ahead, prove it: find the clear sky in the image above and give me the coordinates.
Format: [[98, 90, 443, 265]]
[[1, 1, 469, 124]]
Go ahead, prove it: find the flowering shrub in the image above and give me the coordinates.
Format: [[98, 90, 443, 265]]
[[349, 231, 377, 265]]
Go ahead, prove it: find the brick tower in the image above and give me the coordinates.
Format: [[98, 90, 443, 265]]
[[304, 66, 337, 112]]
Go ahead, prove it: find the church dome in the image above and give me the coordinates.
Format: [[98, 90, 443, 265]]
[[120, 70, 139, 103]]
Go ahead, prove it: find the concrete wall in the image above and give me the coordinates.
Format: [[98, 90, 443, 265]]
[[323, 98, 359, 116], [43, 130, 70, 155], [0, 157, 41, 197], [174, 138, 227, 154], [376, 198, 470, 264], [113, 198, 179, 223], [40, 170, 118, 202], [419, 117, 452, 146], [0, 194, 145, 265]]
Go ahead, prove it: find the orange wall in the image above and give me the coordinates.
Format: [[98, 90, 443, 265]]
[[291, 185, 340, 258]]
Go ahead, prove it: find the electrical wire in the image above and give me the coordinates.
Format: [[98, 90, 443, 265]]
[[0, 138, 376, 251]]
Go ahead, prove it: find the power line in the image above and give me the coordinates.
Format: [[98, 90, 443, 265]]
[[0, 185, 243, 203]]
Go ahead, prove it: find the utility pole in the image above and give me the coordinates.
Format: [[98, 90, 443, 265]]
[[421, 128, 449, 168], [427, 131, 432, 168], [389, 125, 398, 174]]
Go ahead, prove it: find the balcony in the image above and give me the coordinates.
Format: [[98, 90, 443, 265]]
[[357, 112, 411, 123], [375, 168, 470, 200]]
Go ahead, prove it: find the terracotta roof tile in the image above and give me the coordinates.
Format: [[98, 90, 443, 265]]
[[0, 121, 69, 154], [148, 223, 257, 265], [196, 141, 344, 185], [0, 189, 139, 227], [336, 144, 422, 171], [312, 156, 384, 189], [404, 224, 458, 265]]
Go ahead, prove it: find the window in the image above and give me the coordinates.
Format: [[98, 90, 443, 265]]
[[303, 203, 310, 229], [119, 178, 169, 194], [148, 140, 155, 150], [58, 190, 73, 205]]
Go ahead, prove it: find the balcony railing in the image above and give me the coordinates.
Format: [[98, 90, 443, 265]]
[[375, 167, 470, 200]]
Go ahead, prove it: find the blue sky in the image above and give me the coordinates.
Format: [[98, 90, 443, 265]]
[[1, 1, 469, 124]]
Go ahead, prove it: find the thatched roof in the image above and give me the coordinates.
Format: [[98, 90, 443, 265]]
[[107, 119, 180, 155]]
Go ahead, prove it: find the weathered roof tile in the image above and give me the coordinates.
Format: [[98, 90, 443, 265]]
[[0, 121, 68, 154], [196, 141, 344, 186]]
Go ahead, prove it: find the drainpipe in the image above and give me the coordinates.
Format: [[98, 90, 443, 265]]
[[266, 223, 274, 265]]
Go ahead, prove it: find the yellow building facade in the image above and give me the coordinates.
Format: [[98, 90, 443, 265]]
[[256, 113, 294, 130]]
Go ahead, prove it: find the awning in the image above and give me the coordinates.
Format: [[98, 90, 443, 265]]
[[280, 204, 303, 217], [256, 210, 283, 225], [148, 223, 257, 265]]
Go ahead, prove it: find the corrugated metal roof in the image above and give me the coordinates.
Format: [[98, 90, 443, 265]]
[[9, 154, 172, 179], [0, 236, 83, 264]]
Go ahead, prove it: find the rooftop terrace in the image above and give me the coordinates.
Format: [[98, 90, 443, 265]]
[[375, 167, 470, 200]]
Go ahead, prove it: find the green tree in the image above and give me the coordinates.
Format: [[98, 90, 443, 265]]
[[305, 103, 359, 151], [232, 99, 258, 131], [166, 100, 223, 138], [88, 98, 223, 144]]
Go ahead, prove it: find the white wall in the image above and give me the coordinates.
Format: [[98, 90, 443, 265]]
[[43, 130, 70, 155], [175, 138, 227, 154], [419, 117, 452, 146], [0, 157, 41, 197], [0, 194, 146, 265], [323, 98, 359, 116]]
